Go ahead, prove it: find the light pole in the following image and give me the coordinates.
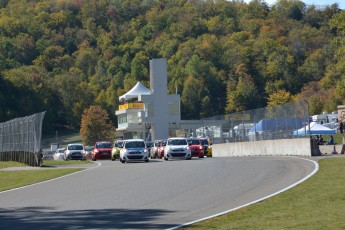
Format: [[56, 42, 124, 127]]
[[304, 100, 311, 138], [202, 119, 205, 138]]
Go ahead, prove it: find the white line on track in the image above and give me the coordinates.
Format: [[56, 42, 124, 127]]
[[167, 157, 319, 230]]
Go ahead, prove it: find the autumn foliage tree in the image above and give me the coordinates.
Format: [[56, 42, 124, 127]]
[[0, 0, 343, 130], [80, 105, 115, 146], [267, 89, 292, 106]]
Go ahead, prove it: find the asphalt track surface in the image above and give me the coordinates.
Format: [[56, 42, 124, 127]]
[[0, 156, 317, 229]]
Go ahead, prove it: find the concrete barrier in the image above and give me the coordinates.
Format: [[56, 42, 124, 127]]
[[318, 144, 344, 155], [212, 138, 312, 157]]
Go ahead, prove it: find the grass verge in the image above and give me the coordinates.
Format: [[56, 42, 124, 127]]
[[0, 168, 83, 192], [42, 160, 93, 166], [0, 161, 27, 169], [0, 160, 89, 192], [185, 157, 345, 229]]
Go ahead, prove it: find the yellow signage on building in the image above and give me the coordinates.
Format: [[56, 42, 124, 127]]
[[118, 103, 144, 110]]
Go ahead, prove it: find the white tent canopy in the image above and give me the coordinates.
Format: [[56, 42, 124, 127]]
[[119, 82, 151, 101], [293, 122, 336, 136]]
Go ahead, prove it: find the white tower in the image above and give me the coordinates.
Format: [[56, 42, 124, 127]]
[[140, 59, 169, 140]]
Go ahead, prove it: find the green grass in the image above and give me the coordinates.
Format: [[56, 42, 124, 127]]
[[0, 161, 27, 169], [0, 168, 83, 192], [322, 133, 345, 145], [0, 160, 88, 192], [42, 160, 93, 166], [185, 157, 345, 229]]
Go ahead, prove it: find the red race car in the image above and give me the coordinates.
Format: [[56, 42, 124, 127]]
[[186, 138, 204, 158], [91, 141, 113, 161], [157, 139, 167, 159]]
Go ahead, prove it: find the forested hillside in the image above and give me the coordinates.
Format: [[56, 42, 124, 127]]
[[0, 0, 344, 132]]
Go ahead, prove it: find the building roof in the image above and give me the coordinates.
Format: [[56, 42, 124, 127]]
[[119, 82, 151, 101]]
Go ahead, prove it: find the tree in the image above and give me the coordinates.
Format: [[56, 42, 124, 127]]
[[329, 11, 345, 75], [54, 69, 95, 128], [267, 89, 292, 106], [225, 64, 261, 113], [0, 74, 18, 122], [80, 105, 115, 146], [0, 0, 343, 131], [335, 77, 345, 102], [181, 76, 202, 119], [2, 65, 62, 129], [130, 51, 149, 82]]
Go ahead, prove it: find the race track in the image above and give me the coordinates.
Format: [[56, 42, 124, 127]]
[[0, 156, 317, 229]]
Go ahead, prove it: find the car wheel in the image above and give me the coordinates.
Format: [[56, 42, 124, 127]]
[[111, 156, 115, 161], [145, 159, 149, 162], [164, 156, 168, 161], [121, 158, 126, 164]]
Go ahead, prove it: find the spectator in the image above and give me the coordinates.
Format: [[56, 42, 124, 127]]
[[205, 127, 210, 137], [317, 135, 324, 145], [315, 135, 321, 145], [340, 122, 344, 134], [328, 135, 334, 145], [205, 127, 212, 144]]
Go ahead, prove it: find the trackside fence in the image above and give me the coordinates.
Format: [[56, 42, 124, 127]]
[[199, 101, 310, 144], [0, 112, 45, 166]]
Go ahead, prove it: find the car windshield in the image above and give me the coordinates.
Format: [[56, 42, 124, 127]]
[[146, 142, 153, 148], [68, 145, 83, 150], [85, 146, 92, 151], [199, 139, 209, 145], [188, 139, 200, 145], [168, 139, 187, 146], [154, 140, 161, 146], [96, 142, 112, 148], [114, 141, 123, 147], [161, 140, 167, 146], [125, 141, 145, 148]]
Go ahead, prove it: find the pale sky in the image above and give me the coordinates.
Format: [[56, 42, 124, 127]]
[[245, 0, 344, 9]]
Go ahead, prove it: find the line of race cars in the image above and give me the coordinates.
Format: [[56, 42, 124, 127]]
[[53, 137, 212, 163]]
